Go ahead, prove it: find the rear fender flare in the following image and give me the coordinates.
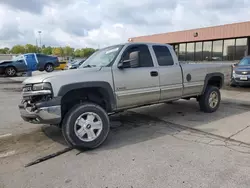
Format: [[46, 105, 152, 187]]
[[202, 73, 224, 94]]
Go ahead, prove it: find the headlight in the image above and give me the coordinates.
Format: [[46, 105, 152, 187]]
[[32, 83, 52, 91], [232, 70, 235, 74]]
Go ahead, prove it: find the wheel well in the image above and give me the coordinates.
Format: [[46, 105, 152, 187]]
[[45, 62, 53, 68], [5, 66, 16, 71], [61, 87, 111, 118], [5, 66, 17, 73], [207, 76, 222, 88]]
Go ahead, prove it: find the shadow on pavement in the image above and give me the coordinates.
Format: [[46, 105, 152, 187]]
[[32, 99, 250, 152]]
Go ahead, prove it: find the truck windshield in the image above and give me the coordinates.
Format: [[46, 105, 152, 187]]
[[80, 45, 124, 68], [12, 55, 24, 61], [238, 57, 250, 66]]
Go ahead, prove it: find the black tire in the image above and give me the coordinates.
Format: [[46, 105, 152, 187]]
[[45, 63, 54, 72], [62, 102, 110, 149], [5, 66, 17, 77], [199, 86, 221, 113]]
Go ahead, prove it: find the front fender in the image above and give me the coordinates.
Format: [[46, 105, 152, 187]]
[[57, 81, 116, 111]]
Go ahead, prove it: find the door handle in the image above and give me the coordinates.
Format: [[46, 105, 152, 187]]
[[150, 71, 158, 77]]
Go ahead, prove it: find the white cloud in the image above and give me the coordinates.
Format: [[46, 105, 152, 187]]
[[0, 0, 250, 48]]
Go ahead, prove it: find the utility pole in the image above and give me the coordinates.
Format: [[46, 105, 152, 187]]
[[38, 31, 42, 49]]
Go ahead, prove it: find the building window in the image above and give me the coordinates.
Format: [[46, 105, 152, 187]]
[[203, 41, 212, 61], [195, 42, 202, 61], [223, 39, 235, 61], [173, 44, 179, 56], [186, 43, 194, 61], [235, 38, 247, 60], [179, 43, 186, 61], [212, 40, 223, 61]]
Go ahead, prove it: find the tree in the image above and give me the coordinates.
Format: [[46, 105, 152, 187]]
[[83, 48, 96, 57], [63, 46, 74, 56], [25, 44, 38, 53], [42, 46, 52, 55], [52, 47, 63, 56], [11, 45, 26, 54], [0, 47, 10, 54], [74, 49, 81, 57]]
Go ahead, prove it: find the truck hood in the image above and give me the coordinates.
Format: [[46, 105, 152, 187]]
[[23, 67, 101, 84], [0, 60, 12, 64], [234, 66, 250, 71]]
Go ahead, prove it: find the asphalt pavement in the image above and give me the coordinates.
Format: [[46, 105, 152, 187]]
[[1, 75, 250, 187]]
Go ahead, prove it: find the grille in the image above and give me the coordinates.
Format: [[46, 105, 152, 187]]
[[235, 70, 250, 75]]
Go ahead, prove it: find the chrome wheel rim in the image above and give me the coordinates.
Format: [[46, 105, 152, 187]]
[[46, 65, 53, 72], [209, 91, 219, 108], [7, 68, 15, 76], [74, 112, 103, 142]]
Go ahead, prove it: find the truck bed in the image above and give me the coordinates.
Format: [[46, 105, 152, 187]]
[[180, 62, 231, 97]]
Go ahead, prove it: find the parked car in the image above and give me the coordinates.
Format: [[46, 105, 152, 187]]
[[55, 61, 67, 70], [0, 53, 59, 76], [65, 59, 86, 69], [19, 42, 231, 149], [231, 56, 250, 86]]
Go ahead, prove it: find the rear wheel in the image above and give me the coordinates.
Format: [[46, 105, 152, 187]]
[[45, 63, 54, 72], [199, 86, 221, 113], [5, 66, 16, 77], [62, 103, 110, 149]]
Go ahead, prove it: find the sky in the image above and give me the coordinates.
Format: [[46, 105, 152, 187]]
[[0, 0, 249, 49]]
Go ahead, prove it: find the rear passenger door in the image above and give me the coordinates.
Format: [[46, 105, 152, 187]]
[[113, 44, 160, 109], [152, 45, 183, 101]]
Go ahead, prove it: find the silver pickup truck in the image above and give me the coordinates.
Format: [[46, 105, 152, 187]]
[[19, 42, 231, 149]]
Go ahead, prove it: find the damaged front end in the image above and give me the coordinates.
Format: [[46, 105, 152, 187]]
[[19, 83, 61, 125]]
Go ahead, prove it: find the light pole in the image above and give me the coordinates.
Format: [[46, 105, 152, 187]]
[[38, 31, 42, 49]]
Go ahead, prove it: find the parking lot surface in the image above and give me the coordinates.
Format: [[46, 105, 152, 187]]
[[1, 76, 250, 188]]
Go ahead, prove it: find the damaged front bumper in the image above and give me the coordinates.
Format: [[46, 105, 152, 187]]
[[19, 87, 62, 124]]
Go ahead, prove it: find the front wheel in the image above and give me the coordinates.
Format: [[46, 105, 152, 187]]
[[62, 103, 110, 149], [199, 86, 221, 113]]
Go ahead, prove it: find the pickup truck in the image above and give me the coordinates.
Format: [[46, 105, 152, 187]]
[[0, 53, 59, 76], [19, 42, 231, 149]]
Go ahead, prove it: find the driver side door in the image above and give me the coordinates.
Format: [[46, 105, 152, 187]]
[[112, 44, 160, 109]]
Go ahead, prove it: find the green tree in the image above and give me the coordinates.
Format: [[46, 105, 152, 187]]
[[52, 47, 63, 56], [83, 48, 96, 57], [74, 49, 81, 57], [63, 46, 74, 56], [25, 44, 38, 53], [0, 47, 10, 54], [42, 46, 53, 55], [11, 45, 26, 54]]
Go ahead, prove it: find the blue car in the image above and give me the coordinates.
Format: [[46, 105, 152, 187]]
[[231, 56, 250, 86], [0, 53, 59, 77]]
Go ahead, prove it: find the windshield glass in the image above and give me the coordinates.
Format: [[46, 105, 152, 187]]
[[238, 57, 250, 66], [80, 45, 123, 68], [12, 55, 23, 61]]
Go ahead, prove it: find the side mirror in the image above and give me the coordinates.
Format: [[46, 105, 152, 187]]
[[118, 51, 139, 69]]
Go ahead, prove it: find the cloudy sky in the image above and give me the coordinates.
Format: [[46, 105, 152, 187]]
[[0, 0, 249, 49]]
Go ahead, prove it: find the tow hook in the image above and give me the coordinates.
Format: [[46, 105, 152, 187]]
[[24, 101, 37, 113]]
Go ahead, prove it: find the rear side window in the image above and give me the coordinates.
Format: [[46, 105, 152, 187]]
[[153, 45, 174, 66]]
